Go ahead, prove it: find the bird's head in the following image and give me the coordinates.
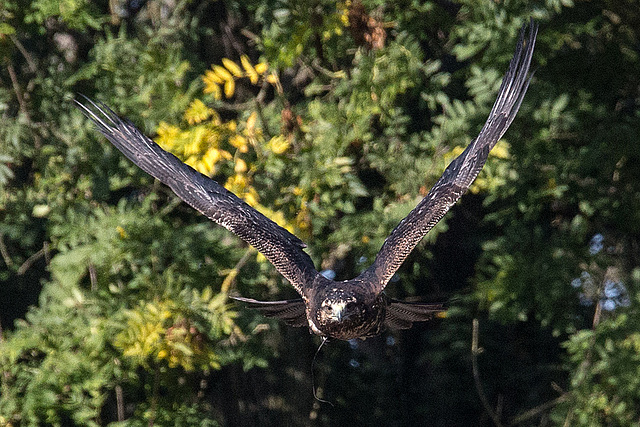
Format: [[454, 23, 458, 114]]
[[309, 278, 387, 339], [317, 295, 366, 329]]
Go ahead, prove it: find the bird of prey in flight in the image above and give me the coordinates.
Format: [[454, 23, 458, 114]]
[[76, 21, 537, 341]]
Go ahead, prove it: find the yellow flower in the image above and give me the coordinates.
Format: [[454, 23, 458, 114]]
[[184, 99, 213, 125], [245, 112, 258, 133], [202, 70, 224, 99], [194, 160, 209, 175], [222, 58, 243, 77], [266, 73, 278, 84], [185, 126, 207, 156], [116, 225, 128, 239], [203, 80, 222, 100], [185, 155, 199, 169], [225, 174, 248, 193], [202, 147, 221, 172], [155, 121, 181, 150], [296, 210, 310, 231], [226, 120, 237, 133], [243, 188, 259, 207], [234, 158, 248, 173], [338, 1, 350, 26], [268, 135, 290, 154], [220, 149, 233, 160], [212, 65, 233, 81], [224, 78, 235, 98], [202, 71, 223, 99], [490, 140, 510, 159], [241, 55, 259, 84], [229, 134, 249, 153], [254, 62, 268, 75], [203, 69, 223, 84], [443, 145, 465, 166]]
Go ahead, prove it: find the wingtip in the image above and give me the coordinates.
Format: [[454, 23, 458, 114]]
[[228, 295, 255, 303]]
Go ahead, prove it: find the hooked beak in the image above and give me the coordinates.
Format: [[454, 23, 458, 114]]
[[331, 302, 347, 321]]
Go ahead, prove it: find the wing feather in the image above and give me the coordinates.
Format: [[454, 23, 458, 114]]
[[361, 21, 538, 293], [75, 97, 318, 294], [385, 299, 445, 330], [230, 296, 308, 327]]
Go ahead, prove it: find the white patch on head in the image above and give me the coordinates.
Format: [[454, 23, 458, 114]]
[[331, 301, 347, 312]]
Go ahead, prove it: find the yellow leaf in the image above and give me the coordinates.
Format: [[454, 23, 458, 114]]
[[194, 160, 209, 175], [229, 135, 248, 152], [444, 146, 465, 166], [254, 62, 268, 74], [234, 158, 248, 173], [246, 112, 257, 133], [204, 81, 222, 100], [240, 55, 254, 74], [248, 70, 259, 84], [155, 121, 181, 150], [490, 140, 510, 159], [266, 73, 278, 84], [203, 147, 221, 164], [185, 126, 207, 155], [116, 225, 128, 239], [222, 58, 243, 77], [201, 148, 220, 174], [225, 174, 248, 193], [269, 135, 290, 154], [224, 79, 235, 98], [203, 69, 223, 84], [184, 99, 213, 125], [213, 65, 233, 82], [244, 189, 259, 207], [185, 155, 199, 169], [241, 55, 259, 84]]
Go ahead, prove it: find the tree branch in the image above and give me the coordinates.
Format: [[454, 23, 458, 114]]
[[17, 248, 43, 275], [509, 394, 569, 425], [10, 34, 37, 73], [221, 247, 255, 293], [0, 234, 14, 268], [472, 318, 504, 427]]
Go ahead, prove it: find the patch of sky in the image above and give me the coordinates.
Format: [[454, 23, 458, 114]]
[[320, 269, 336, 280]]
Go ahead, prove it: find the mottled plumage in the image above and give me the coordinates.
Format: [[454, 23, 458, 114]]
[[76, 21, 537, 341]]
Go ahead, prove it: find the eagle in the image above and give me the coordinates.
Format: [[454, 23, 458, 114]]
[[75, 21, 537, 341]]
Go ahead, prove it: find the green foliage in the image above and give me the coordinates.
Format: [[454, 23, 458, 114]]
[[113, 289, 237, 372], [1, 0, 640, 424], [114, 402, 220, 426], [558, 311, 640, 425], [25, 0, 103, 31], [0, 284, 116, 426]]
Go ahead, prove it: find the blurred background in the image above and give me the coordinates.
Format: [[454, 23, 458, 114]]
[[1, 0, 639, 425]]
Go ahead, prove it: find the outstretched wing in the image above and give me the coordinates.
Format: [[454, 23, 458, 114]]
[[385, 299, 445, 330], [75, 97, 319, 295], [362, 21, 538, 294], [230, 296, 308, 327]]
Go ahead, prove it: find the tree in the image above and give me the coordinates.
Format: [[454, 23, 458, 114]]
[[1, 0, 639, 424]]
